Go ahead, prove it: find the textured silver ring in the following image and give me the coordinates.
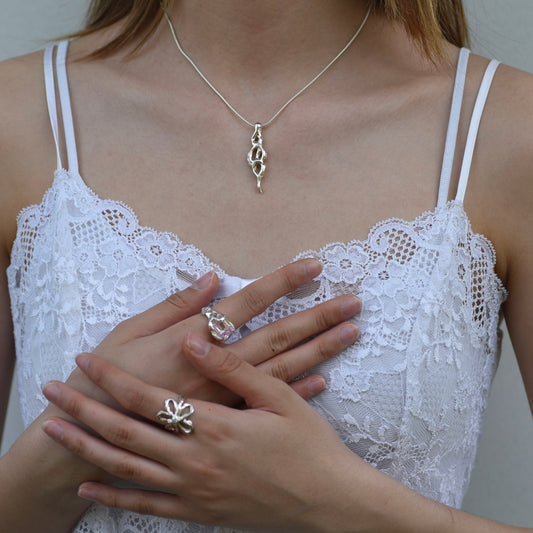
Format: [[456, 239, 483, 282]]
[[201, 306, 236, 342], [156, 397, 195, 434]]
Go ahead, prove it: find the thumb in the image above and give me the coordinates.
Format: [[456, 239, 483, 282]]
[[103, 272, 219, 344], [183, 333, 293, 411]]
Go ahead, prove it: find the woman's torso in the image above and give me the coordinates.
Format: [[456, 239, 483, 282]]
[[0, 29, 519, 532]]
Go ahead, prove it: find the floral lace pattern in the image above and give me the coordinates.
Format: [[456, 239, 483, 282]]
[[7, 169, 507, 532]]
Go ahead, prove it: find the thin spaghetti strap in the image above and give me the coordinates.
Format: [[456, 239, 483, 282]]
[[43, 45, 63, 170], [455, 59, 500, 203], [437, 48, 470, 207], [55, 40, 80, 175]]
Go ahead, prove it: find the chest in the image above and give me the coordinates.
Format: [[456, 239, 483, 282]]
[[68, 87, 458, 278], [7, 55, 496, 279]]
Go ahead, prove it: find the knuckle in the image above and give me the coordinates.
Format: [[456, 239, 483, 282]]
[[113, 456, 141, 481], [312, 306, 334, 332], [69, 434, 90, 457], [121, 388, 149, 414], [216, 350, 242, 376], [315, 337, 335, 362], [165, 292, 190, 313], [277, 266, 300, 293], [107, 423, 135, 448], [188, 478, 228, 525], [190, 457, 221, 481], [201, 415, 233, 443], [269, 358, 293, 382], [63, 395, 83, 420], [240, 286, 270, 316], [106, 491, 121, 509], [266, 325, 292, 354], [135, 499, 156, 516]]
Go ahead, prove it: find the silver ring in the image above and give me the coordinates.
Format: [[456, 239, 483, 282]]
[[201, 306, 236, 342], [156, 397, 195, 434]]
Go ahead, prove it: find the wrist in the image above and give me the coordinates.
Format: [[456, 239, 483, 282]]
[[0, 418, 95, 533], [356, 471, 452, 533], [309, 455, 452, 533]]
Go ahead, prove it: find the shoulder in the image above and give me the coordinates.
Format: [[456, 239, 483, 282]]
[[483, 59, 533, 160], [465, 54, 533, 284], [0, 50, 50, 146], [0, 49, 58, 255], [478, 56, 533, 204], [480, 59, 533, 232]]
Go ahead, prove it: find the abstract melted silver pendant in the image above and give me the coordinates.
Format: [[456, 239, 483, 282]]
[[247, 123, 267, 193]]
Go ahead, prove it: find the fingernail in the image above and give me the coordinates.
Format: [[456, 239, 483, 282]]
[[342, 295, 362, 318], [78, 485, 98, 503], [42, 382, 61, 402], [43, 420, 64, 442], [76, 354, 90, 372], [307, 377, 326, 395], [187, 334, 210, 357], [192, 271, 214, 290], [339, 323, 360, 346], [304, 259, 322, 278]]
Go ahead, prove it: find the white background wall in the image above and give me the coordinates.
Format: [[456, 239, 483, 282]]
[[0, 0, 532, 527]]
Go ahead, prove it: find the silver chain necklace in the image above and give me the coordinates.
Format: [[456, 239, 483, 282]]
[[164, 6, 371, 193]]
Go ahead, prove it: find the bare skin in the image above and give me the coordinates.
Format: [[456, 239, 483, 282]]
[[0, 0, 532, 531]]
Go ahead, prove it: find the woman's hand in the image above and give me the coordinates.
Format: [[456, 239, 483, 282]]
[[42, 341, 363, 532], [0, 259, 361, 533], [66, 258, 361, 408], [44, 342, 516, 533]]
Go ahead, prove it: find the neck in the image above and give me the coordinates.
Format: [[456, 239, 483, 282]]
[[163, 1, 373, 87]]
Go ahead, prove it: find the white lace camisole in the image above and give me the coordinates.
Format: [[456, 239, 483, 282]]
[[7, 42, 507, 532]]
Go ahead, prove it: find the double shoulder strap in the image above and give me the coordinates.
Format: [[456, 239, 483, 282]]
[[44, 40, 79, 175], [437, 48, 500, 206]]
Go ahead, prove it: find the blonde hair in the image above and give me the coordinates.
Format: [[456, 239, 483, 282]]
[[74, 0, 468, 60]]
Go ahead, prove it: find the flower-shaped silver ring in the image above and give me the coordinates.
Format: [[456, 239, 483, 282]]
[[156, 397, 195, 435]]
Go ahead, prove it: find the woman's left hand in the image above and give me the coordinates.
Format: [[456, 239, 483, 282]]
[[42, 335, 458, 533], [41, 333, 372, 532]]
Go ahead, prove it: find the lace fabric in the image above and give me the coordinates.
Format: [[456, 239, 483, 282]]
[[7, 167, 507, 532]]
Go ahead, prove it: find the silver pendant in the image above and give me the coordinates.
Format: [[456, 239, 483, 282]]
[[247, 123, 267, 193]]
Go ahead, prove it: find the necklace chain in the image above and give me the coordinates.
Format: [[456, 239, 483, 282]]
[[163, 6, 372, 192]]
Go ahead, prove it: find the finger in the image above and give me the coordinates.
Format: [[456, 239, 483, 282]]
[[102, 272, 219, 343], [70, 355, 188, 424], [42, 417, 177, 490], [212, 258, 322, 328], [42, 379, 181, 466], [75, 354, 232, 437], [77, 483, 189, 521], [258, 321, 359, 382], [289, 375, 326, 400], [235, 294, 361, 366], [184, 335, 294, 411]]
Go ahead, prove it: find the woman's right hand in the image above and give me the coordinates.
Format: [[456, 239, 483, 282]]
[[66, 258, 361, 408], [0, 259, 360, 533]]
